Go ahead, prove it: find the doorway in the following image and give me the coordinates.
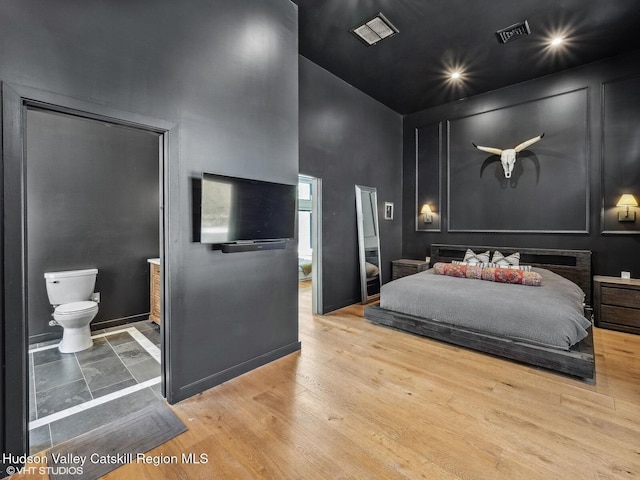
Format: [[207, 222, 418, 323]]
[[1, 82, 176, 460], [25, 108, 162, 453], [298, 174, 322, 314]]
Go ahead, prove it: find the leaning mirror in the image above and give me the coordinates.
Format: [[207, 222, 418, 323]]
[[355, 185, 382, 303]]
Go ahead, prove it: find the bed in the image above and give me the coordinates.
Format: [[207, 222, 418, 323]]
[[364, 244, 595, 381]]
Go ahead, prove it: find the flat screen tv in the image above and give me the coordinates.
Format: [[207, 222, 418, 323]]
[[200, 172, 296, 244]]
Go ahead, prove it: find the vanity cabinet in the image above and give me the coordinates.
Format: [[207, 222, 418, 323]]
[[148, 259, 161, 325]]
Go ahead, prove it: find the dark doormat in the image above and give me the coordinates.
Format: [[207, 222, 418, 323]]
[[46, 402, 187, 480]]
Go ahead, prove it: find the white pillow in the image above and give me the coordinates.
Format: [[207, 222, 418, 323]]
[[491, 250, 520, 266], [462, 249, 490, 265]]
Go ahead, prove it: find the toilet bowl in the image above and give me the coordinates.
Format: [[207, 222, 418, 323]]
[[44, 268, 99, 354], [54, 301, 99, 353]]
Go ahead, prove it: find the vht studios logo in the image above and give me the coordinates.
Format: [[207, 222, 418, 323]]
[[182, 453, 208, 464]]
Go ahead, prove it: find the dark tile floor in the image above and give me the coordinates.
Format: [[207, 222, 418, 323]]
[[28, 321, 162, 454]]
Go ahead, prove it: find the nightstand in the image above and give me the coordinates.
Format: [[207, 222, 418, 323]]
[[392, 259, 430, 280], [593, 275, 640, 334]]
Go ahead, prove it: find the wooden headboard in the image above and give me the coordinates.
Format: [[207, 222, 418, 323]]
[[430, 244, 593, 306]]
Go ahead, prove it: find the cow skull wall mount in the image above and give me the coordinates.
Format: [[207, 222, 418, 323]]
[[472, 133, 544, 178]]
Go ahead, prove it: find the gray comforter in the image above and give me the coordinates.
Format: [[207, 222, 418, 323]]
[[380, 267, 591, 350]]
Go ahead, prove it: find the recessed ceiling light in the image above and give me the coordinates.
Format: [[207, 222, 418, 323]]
[[351, 13, 399, 46], [550, 36, 564, 46], [450, 71, 462, 80]]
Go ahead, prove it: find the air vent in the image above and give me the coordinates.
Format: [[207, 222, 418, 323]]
[[496, 20, 531, 44], [351, 13, 399, 46]]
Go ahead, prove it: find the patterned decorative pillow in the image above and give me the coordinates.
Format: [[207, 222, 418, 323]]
[[433, 262, 541, 286], [491, 250, 520, 266], [452, 260, 532, 271], [461, 249, 491, 265], [452, 259, 469, 266], [452, 260, 494, 268], [481, 267, 542, 286], [433, 262, 484, 280], [495, 264, 532, 272]]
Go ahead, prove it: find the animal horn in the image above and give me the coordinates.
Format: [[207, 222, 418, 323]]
[[513, 133, 544, 153], [472, 143, 503, 156]]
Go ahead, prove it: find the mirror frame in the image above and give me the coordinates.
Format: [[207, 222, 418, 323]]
[[355, 185, 382, 303]]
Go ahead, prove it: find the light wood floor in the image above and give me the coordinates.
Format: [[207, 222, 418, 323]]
[[20, 281, 640, 479]]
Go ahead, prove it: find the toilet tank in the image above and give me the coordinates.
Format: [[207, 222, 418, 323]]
[[44, 268, 98, 305]]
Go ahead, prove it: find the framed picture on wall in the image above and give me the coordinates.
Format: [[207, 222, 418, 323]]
[[384, 202, 394, 220]]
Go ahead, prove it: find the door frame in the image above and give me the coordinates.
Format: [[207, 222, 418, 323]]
[[298, 174, 323, 314], [1, 82, 177, 468]]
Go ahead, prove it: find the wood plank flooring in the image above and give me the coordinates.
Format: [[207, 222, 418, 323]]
[[18, 281, 640, 479]]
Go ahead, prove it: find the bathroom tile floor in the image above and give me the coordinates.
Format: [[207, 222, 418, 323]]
[[28, 320, 162, 454]]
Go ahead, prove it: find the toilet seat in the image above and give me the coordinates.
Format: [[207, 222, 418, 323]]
[[55, 301, 98, 315]]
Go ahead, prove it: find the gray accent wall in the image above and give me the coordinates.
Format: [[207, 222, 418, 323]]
[[0, 0, 299, 469], [299, 57, 403, 312], [26, 109, 160, 343], [601, 74, 640, 234], [403, 49, 640, 280]]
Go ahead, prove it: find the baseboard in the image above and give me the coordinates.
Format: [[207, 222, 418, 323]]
[[28, 313, 151, 346], [90, 313, 150, 331], [323, 297, 361, 314], [169, 341, 302, 404], [28, 331, 62, 347]]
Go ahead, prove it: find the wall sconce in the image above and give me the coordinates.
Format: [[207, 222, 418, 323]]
[[617, 194, 638, 222], [420, 204, 433, 224]]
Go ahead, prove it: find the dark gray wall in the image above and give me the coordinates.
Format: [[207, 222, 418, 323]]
[[403, 49, 640, 281], [0, 0, 299, 466], [26, 109, 160, 343], [299, 57, 403, 312], [602, 74, 640, 233], [447, 89, 588, 232]]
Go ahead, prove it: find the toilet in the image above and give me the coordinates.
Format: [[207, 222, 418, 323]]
[[44, 268, 99, 353]]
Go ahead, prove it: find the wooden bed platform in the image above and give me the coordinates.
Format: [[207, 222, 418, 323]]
[[364, 244, 595, 381]]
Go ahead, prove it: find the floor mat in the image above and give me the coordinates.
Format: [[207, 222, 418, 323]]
[[46, 402, 187, 480]]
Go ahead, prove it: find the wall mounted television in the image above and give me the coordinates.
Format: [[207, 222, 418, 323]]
[[200, 172, 296, 246]]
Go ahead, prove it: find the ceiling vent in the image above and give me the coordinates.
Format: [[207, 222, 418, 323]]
[[496, 20, 531, 44], [351, 13, 399, 46]]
